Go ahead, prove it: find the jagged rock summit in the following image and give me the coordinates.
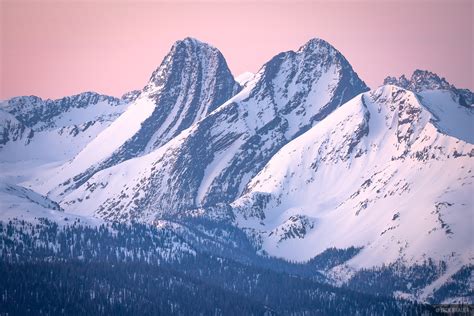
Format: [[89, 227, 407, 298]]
[[41, 37, 241, 197], [384, 69, 473, 107], [384, 70, 453, 92]]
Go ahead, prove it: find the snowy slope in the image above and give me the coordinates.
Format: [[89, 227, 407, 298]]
[[231, 85, 473, 272], [418, 90, 474, 144], [235, 72, 255, 87], [57, 38, 368, 221], [0, 181, 102, 225], [0, 92, 129, 163], [383, 70, 473, 144], [40, 37, 240, 197]]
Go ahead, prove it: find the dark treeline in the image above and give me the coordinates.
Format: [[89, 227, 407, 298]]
[[346, 259, 447, 298], [1, 261, 267, 315], [0, 218, 437, 315], [429, 265, 473, 304]]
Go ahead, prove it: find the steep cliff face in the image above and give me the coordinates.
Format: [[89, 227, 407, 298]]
[[109, 37, 240, 160], [48, 38, 240, 196], [0, 110, 30, 147]]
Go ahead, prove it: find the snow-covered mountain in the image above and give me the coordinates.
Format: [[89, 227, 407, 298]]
[[231, 84, 473, 299], [40, 37, 240, 197], [384, 70, 474, 108], [55, 38, 368, 221], [232, 84, 472, 262], [384, 70, 474, 143], [0, 92, 129, 163], [1, 37, 472, 303], [0, 93, 133, 233]]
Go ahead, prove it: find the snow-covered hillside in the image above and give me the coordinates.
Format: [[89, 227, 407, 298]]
[[232, 85, 472, 264], [0, 182, 101, 225], [231, 85, 473, 300]]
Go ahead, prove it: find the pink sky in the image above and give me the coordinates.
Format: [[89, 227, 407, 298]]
[[1, 0, 472, 100]]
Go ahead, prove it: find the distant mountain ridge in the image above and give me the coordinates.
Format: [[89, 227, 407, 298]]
[[0, 91, 130, 162], [1, 92, 122, 128], [384, 70, 474, 107]]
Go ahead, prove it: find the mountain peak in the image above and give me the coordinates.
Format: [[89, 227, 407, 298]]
[[170, 37, 217, 55], [298, 38, 334, 52], [409, 69, 452, 91], [253, 37, 368, 109], [176, 37, 206, 46], [295, 38, 343, 64], [383, 69, 453, 92], [60, 37, 240, 191], [384, 70, 473, 107], [146, 37, 229, 92], [297, 38, 352, 64], [143, 36, 238, 125]]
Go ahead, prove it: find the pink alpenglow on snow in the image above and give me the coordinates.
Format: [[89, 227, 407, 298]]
[[1, 0, 472, 99]]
